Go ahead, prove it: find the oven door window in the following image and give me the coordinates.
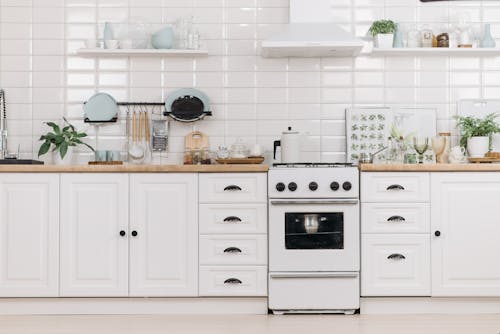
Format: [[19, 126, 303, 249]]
[[285, 213, 344, 250]]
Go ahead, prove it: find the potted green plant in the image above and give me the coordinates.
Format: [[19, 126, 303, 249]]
[[38, 118, 94, 165], [369, 19, 397, 49], [455, 113, 499, 158]]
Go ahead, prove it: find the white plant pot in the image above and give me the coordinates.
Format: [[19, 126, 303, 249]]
[[492, 133, 500, 152], [467, 136, 490, 158], [53, 146, 74, 165], [375, 33, 394, 49]]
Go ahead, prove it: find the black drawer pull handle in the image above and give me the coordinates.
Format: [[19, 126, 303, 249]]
[[223, 216, 242, 223], [387, 184, 405, 191], [388, 254, 406, 260], [224, 185, 242, 192], [224, 278, 242, 284], [224, 247, 242, 253], [387, 215, 406, 223]]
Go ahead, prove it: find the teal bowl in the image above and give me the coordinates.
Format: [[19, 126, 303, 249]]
[[151, 27, 174, 49]]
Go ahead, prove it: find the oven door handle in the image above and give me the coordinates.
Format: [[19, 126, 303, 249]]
[[270, 199, 359, 205], [270, 272, 359, 279]]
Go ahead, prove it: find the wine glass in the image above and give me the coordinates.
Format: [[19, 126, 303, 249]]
[[413, 137, 429, 164], [432, 137, 446, 163]]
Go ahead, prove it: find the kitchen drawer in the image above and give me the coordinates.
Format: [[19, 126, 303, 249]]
[[199, 266, 267, 297], [361, 173, 430, 203], [269, 272, 359, 311], [199, 204, 267, 234], [199, 173, 267, 203], [362, 203, 430, 234], [200, 235, 267, 265], [361, 234, 430, 297]]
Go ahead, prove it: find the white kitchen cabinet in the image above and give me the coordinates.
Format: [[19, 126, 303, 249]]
[[60, 174, 129, 297], [431, 173, 500, 297], [0, 174, 59, 297], [362, 234, 430, 296], [129, 174, 198, 297]]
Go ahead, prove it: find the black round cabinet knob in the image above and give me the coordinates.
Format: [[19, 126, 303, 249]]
[[343, 182, 352, 191], [131, 231, 138, 237], [276, 182, 286, 192], [309, 182, 319, 191], [435, 231, 441, 237], [119, 230, 126, 237], [288, 182, 298, 192], [330, 182, 340, 191]]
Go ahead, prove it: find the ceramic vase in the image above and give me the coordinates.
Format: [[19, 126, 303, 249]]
[[151, 27, 174, 49], [103, 22, 114, 49], [393, 24, 404, 48], [480, 23, 496, 48]]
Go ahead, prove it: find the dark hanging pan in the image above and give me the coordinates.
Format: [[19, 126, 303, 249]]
[[164, 88, 212, 122]]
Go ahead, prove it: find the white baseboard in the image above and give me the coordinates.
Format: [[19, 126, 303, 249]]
[[361, 297, 500, 314], [0, 298, 268, 315]]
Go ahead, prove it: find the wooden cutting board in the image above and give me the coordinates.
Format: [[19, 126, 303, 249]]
[[185, 131, 209, 151]]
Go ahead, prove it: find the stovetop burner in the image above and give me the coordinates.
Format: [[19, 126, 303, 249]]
[[273, 162, 355, 168]]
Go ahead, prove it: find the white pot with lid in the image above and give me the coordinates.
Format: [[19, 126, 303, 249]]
[[274, 127, 301, 163]]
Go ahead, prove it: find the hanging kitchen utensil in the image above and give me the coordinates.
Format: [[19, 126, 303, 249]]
[[84, 92, 119, 122], [129, 107, 144, 163], [164, 88, 212, 122]]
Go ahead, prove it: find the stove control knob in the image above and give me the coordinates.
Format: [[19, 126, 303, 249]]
[[343, 182, 352, 191], [276, 183, 286, 192], [288, 182, 298, 192], [330, 182, 340, 191], [309, 182, 319, 191]]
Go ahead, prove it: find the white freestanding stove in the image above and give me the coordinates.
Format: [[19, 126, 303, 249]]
[[268, 163, 360, 314]]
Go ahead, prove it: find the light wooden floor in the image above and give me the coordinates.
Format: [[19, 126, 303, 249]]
[[0, 315, 500, 334]]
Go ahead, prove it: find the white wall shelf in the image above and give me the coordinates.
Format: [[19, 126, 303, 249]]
[[76, 48, 209, 57], [371, 48, 500, 57]]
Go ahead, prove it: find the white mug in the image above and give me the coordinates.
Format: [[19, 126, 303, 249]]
[[492, 133, 500, 152], [449, 146, 466, 163], [250, 144, 262, 157]]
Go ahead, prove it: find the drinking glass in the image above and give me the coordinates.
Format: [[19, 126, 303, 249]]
[[432, 136, 446, 163], [413, 137, 429, 164]]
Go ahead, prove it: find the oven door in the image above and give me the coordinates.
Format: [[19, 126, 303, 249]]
[[269, 199, 360, 272]]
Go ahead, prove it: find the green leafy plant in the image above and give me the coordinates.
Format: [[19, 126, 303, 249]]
[[455, 113, 500, 148], [369, 20, 397, 36], [38, 117, 94, 159]]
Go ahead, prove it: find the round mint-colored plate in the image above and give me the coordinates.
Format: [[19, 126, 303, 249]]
[[84, 93, 119, 122]]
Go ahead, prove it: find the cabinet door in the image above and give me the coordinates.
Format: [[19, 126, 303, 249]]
[[60, 174, 129, 297], [129, 174, 198, 297], [431, 173, 500, 296], [0, 174, 59, 297]]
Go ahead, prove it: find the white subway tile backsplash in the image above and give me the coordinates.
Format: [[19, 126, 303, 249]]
[[0, 0, 498, 162]]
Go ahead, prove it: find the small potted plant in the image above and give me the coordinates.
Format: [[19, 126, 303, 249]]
[[369, 19, 397, 49], [455, 113, 499, 158], [38, 118, 94, 165]]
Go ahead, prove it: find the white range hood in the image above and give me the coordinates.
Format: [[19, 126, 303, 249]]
[[261, 0, 364, 58]]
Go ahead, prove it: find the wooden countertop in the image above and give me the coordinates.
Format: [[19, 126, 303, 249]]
[[0, 164, 269, 173], [360, 163, 500, 172]]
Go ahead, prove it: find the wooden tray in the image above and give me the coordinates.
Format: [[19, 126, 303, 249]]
[[486, 152, 500, 159], [216, 157, 265, 165], [468, 157, 500, 164], [89, 161, 124, 165]]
